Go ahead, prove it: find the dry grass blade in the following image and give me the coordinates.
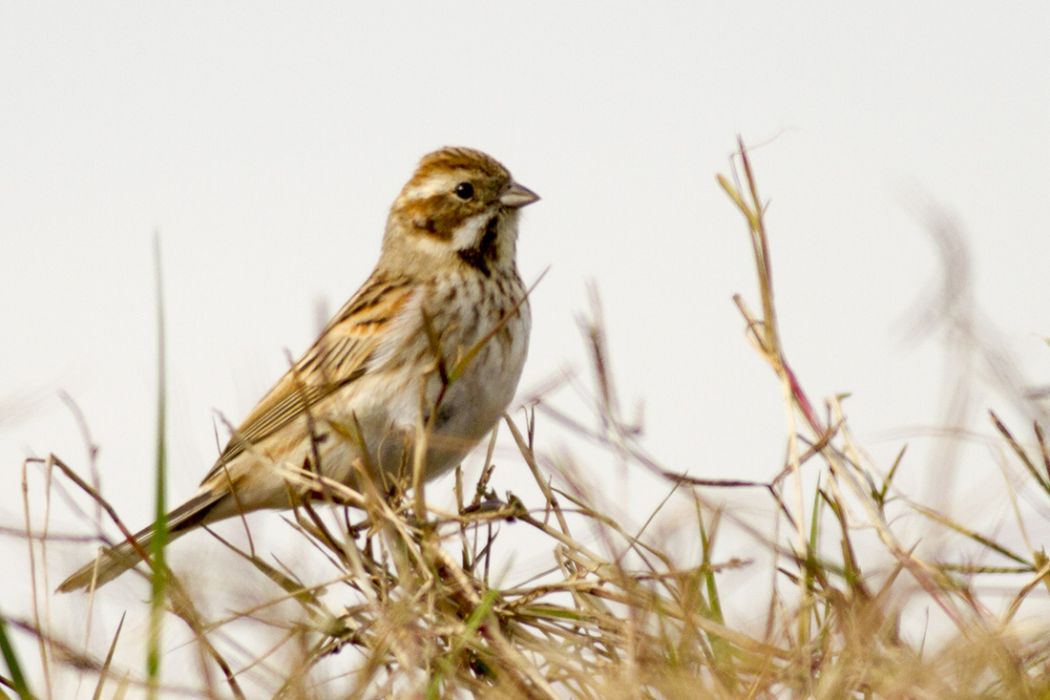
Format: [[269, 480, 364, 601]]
[[91, 611, 125, 700], [990, 410, 1050, 495]]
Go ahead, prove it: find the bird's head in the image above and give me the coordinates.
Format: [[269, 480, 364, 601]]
[[383, 147, 539, 276]]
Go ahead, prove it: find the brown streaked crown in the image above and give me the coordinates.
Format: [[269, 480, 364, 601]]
[[410, 147, 510, 186]]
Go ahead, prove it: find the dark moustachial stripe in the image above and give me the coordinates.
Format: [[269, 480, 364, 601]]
[[479, 215, 499, 260], [457, 247, 490, 277], [457, 216, 500, 277]]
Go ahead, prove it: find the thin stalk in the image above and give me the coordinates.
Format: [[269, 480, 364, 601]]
[[147, 232, 169, 697]]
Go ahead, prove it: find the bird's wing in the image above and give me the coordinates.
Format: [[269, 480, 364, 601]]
[[199, 272, 417, 485]]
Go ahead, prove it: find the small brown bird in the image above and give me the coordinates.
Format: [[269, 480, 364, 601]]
[[59, 147, 538, 592]]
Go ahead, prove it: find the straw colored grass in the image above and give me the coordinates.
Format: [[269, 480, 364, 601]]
[[4, 140, 1049, 699]]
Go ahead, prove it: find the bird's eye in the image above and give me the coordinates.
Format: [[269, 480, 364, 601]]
[[454, 182, 475, 200]]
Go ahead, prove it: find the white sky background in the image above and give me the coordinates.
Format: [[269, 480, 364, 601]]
[[2, 2, 1049, 694]]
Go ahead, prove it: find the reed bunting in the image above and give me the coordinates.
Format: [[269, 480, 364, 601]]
[[59, 147, 538, 592]]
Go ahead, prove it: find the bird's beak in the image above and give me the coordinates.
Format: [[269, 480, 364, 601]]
[[500, 181, 540, 209]]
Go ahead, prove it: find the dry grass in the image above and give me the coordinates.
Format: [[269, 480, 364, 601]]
[[4, 140, 1050, 699]]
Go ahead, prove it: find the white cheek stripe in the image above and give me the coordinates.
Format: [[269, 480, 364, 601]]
[[452, 213, 490, 249]]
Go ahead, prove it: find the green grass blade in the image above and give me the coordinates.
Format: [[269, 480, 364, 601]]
[[426, 589, 500, 698], [147, 232, 169, 698], [0, 612, 32, 700], [696, 504, 736, 687]]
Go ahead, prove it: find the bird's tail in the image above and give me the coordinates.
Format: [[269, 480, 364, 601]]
[[56, 491, 222, 593]]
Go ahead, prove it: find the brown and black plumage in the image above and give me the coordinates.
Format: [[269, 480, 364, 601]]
[[58, 147, 538, 592]]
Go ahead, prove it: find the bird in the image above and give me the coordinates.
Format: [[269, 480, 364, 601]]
[[58, 146, 538, 593]]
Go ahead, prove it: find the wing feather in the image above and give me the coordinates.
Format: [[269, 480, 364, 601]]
[[200, 273, 416, 484]]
